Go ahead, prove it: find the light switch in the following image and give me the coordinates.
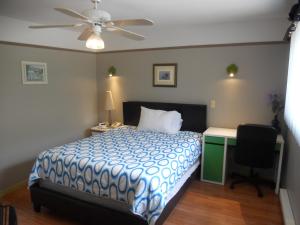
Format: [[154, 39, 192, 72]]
[[210, 100, 216, 109]]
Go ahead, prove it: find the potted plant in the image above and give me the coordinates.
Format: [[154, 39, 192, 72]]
[[269, 93, 284, 133]]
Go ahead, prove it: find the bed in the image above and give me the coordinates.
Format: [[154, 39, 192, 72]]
[[29, 101, 207, 225]]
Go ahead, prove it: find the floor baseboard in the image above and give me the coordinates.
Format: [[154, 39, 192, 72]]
[[280, 188, 296, 225], [0, 180, 27, 199]]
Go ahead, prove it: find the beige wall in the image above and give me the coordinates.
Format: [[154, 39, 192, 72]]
[[285, 131, 300, 224], [0, 44, 98, 191], [0, 42, 290, 194], [96, 44, 289, 128]]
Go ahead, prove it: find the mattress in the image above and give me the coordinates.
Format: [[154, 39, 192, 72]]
[[29, 126, 202, 225]]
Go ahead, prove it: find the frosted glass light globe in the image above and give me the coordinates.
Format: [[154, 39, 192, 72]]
[[86, 34, 105, 50]]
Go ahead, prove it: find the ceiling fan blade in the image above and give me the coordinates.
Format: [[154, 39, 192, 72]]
[[55, 7, 88, 20], [106, 19, 153, 27], [29, 24, 83, 29], [78, 28, 94, 41], [109, 26, 145, 40]]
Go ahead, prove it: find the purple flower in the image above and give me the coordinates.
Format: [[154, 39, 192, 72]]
[[268, 93, 284, 114]]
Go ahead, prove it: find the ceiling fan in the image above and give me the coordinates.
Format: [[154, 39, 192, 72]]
[[29, 0, 154, 50]]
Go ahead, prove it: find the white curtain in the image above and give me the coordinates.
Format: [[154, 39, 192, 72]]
[[285, 22, 300, 145]]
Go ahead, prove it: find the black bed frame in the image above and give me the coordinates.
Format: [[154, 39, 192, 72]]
[[30, 101, 207, 225]]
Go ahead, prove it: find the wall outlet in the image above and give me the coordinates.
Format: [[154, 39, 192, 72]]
[[210, 99, 216, 109]]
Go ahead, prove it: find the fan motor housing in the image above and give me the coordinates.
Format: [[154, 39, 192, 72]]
[[82, 9, 111, 22]]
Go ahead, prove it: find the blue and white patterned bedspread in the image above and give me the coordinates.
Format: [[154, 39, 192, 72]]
[[29, 126, 201, 225]]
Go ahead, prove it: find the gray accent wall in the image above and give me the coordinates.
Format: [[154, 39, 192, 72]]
[[96, 44, 289, 128], [0, 44, 98, 191]]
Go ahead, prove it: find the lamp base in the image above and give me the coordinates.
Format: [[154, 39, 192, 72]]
[[107, 110, 112, 126]]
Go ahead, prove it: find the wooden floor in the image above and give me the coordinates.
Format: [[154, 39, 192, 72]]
[[1, 180, 283, 225]]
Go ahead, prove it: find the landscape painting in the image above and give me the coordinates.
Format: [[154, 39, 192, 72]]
[[22, 61, 48, 84]]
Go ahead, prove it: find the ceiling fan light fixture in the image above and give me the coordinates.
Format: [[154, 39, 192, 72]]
[[28, 1, 154, 50], [86, 33, 105, 50]]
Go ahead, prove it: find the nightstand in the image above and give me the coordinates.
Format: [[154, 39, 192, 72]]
[[90, 126, 112, 135], [90, 124, 123, 136]]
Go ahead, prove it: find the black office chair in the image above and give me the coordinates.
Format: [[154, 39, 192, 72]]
[[230, 124, 277, 197]]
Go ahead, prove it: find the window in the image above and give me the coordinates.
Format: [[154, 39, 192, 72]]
[[285, 23, 300, 145]]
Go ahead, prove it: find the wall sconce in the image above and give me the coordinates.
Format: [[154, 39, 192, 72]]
[[108, 66, 117, 77], [226, 64, 238, 78]]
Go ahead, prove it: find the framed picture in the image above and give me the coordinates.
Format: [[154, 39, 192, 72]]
[[21, 61, 48, 84], [153, 63, 177, 87]]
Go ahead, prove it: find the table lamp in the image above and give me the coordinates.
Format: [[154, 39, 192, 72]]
[[104, 90, 115, 126]]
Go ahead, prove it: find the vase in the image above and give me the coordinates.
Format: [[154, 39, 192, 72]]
[[272, 114, 281, 134]]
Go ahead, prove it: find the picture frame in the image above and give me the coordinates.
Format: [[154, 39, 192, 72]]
[[153, 63, 177, 87], [21, 61, 48, 84]]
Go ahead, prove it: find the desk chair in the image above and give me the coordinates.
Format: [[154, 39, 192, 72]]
[[230, 124, 277, 197]]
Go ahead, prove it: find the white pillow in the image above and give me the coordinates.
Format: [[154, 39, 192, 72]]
[[137, 106, 183, 134]]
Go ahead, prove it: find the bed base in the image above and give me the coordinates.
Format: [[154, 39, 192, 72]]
[[30, 166, 199, 225]]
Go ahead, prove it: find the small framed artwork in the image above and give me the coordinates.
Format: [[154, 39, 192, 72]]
[[21, 61, 48, 84], [153, 63, 177, 87]]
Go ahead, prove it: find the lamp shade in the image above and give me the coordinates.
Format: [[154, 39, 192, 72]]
[[104, 91, 115, 111]]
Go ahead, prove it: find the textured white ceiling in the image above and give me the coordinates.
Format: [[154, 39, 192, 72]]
[[0, 0, 294, 51], [0, 0, 292, 25]]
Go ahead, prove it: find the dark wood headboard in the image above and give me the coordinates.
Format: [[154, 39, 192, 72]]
[[123, 101, 207, 133]]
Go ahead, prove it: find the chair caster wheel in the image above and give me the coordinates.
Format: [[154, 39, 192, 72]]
[[33, 203, 41, 212]]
